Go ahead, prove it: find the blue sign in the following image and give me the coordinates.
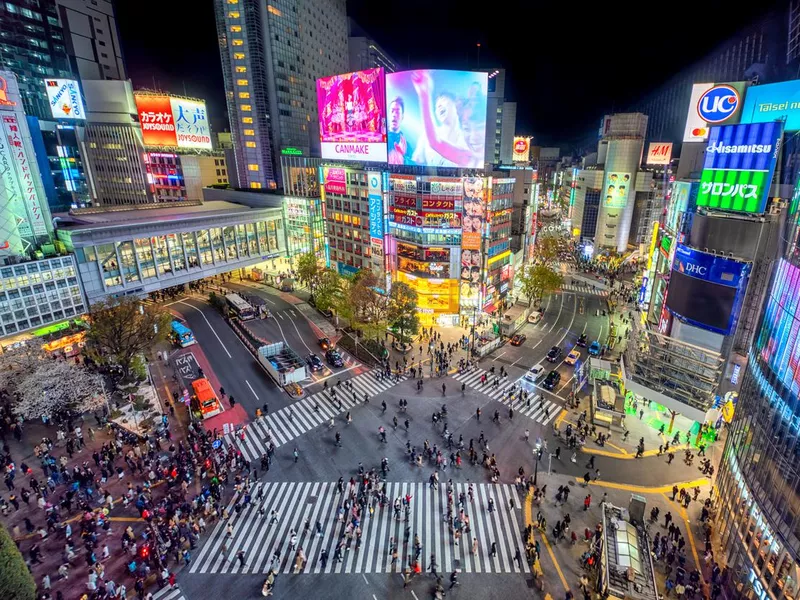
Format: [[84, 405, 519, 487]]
[[672, 244, 749, 287], [368, 173, 383, 240], [336, 262, 359, 277], [212, 439, 222, 450], [741, 79, 800, 131], [702, 122, 783, 171], [698, 85, 740, 123]]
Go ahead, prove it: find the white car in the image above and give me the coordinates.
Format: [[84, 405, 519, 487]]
[[564, 348, 581, 366], [524, 363, 546, 383], [528, 311, 543, 324]]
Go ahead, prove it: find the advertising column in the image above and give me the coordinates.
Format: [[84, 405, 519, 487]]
[[460, 176, 486, 322], [368, 171, 387, 289]]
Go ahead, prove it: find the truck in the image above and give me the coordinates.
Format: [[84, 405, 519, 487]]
[[256, 341, 307, 386]]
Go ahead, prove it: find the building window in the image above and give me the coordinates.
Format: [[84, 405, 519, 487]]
[[227, 0, 238, 4], [243, 129, 255, 136], [228, 11, 240, 17], [230, 25, 242, 33], [238, 92, 250, 99], [241, 104, 252, 111], [236, 79, 248, 86], [245, 141, 256, 148], [242, 117, 253, 123], [232, 39, 244, 46], [250, 182, 262, 189], [233, 52, 245, 59], [235, 66, 247, 73], [267, 4, 282, 16], [248, 164, 259, 171]]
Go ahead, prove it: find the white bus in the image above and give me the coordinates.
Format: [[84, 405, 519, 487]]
[[225, 293, 256, 321]]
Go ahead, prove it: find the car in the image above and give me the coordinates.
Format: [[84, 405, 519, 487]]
[[510, 333, 527, 346], [318, 337, 331, 350], [325, 348, 344, 367], [588, 341, 601, 356], [306, 354, 324, 372], [577, 333, 587, 347], [565, 348, 581, 366], [546, 346, 562, 362], [285, 382, 304, 397], [543, 370, 561, 390], [524, 363, 546, 383], [527, 311, 543, 324]]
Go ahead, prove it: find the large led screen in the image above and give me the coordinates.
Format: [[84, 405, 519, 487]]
[[741, 79, 800, 132], [756, 259, 800, 400], [317, 68, 387, 162], [386, 70, 487, 168], [665, 270, 738, 334], [134, 94, 212, 149]]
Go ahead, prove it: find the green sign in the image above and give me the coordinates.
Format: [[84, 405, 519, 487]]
[[696, 168, 769, 213], [33, 321, 70, 337], [659, 234, 672, 258], [791, 174, 800, 215], [281, 147, 303, 156]]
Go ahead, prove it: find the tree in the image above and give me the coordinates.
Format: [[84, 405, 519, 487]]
[[389, 282, 419, 347], [0, 523, 36, 600], [313, 268, 343, 313], [533, 236, 560, 265], [13, 359, 106, 420], [0, 343, 42, 392], [85, 296, 170, 380], [518, 263, 563, 306], [296, 251, 321, 298], [348, 270, 390, 341]]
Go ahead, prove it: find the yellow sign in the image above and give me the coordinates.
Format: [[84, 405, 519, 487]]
[[646, 221, 659, 272]]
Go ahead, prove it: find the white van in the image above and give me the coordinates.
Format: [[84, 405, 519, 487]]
[[527, 311, 543, 324], [524, 363, 547, 383]]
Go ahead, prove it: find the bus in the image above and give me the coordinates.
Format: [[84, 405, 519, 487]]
[[225, 293, 256, 321], [192, 377, 222, 419], [170, 320, 196, 347]]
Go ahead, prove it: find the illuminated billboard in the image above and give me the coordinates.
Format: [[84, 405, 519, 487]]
[[646, 142, 672, 165], [740, 79, 800, 131], [321, 167, 347, 195], [317, 68, 387, 162], [512, 136, 531, 162], [386, 69, 487, 168], [134, 94, 212, 149], [462, 176, 485, 249], [682, 82, 746, 142], [667, 181, 692, 232], [696, 121, 783, 213], [602, 172, 632, 209], [44, 79, 85, 120], [666, 244, 750, 334]]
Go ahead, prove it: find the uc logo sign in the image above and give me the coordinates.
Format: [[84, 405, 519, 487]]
[[697, 85, 739, 123]]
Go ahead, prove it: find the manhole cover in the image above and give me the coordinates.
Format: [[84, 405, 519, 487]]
[[308, 496, 317, 504], [567, 480, 576, 487]]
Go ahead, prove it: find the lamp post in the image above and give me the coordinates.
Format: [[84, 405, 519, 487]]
[[533, 445, 540, 486]]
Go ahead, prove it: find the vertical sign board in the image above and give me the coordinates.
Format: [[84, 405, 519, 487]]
[[368, 172, 384, 275]]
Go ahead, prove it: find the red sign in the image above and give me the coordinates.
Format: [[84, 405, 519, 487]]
[[394, 195, 417, 208], [514, 139, 528, 153], [135, 95, 177, 146], [422, 197, 455, 210]]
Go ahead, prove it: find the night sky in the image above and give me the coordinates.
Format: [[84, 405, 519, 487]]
[[116, 0, 785, 148]]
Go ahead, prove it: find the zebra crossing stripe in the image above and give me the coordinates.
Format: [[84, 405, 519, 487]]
[[150, 587, 185, 600], [223, 370, 406, 460], [192, 481, 529, 575]]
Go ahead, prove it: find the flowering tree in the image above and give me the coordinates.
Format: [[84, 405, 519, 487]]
[[13, 359, 106, 420], [0, 343, 42, 392]]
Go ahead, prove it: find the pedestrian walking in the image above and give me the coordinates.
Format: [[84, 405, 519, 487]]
[[490, 541, 497, 558], [293, 447, 299, 462]]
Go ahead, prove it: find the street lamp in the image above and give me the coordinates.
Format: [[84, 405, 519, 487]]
[[533, 443, 541, 486]]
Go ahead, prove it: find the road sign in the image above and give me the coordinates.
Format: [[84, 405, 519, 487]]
[[212, 439, 222, 449]]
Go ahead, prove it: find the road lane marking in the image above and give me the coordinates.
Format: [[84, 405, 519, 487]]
[[277, 312, 285, 320], [290, 318, 313, 354], [510, 357, 522, 367], [246, 380, 259, 400], [176, 301, 232, 359], [493, 351, 507, 361]]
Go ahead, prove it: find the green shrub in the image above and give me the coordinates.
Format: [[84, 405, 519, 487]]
[[0, 524, 36, 600]]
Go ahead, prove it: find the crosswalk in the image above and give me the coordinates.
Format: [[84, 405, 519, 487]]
[[224, 370, 406, 461], [189, 481, 528, 575], [452, 368, 560, 426], [151, 586, 185, 600], [560, 283, 609, 297]]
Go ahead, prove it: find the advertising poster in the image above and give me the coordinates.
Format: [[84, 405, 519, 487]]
[[696, 121, 783, 213], [602, 172, 632, 208], [368, 172, 384, 240], [683, 82, 746, 142], [646, 142, 673, 165], [386, 70, 487, 168], [429, 178, 463, 196], [512, 136, 531, 162], [322, 167, 347, 195], [134, 95, 212, 149], [462, 176, 485, 250], [398, 257, 449, 278], [740, 79, 800, 132], [2, 115, 47, 236], [44, 79, 85, 120], [460, 247, 481, 307], [317, 68, 387, 162], [391, 208, 461, 228], [0, 119, 29, 248], [667, 181, 692, 231]]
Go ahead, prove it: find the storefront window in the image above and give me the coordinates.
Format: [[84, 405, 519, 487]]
[[117, 241, 139, 283], [183, 232, 199, 268], [134, 238, 156, 280], [97, 243, 121, 287], [235, 224, 248, 257], [245, 223, 258, 256], [267, 220, 279, 253], [223, 226, 238, 260], [166, 234, 185, 271], [257, 221, 268, 252], [196, 229, 212, 265], [151, 235, 171, 275], [210, 227, 225, 262]]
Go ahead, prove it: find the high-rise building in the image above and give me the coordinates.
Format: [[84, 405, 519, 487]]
[[180, 155, 229, 200], [78, 80, 152, 207], [484, 69, 516, 165], [214, 0, 349, 189], [54, 0, 126, 81], [348, 19, 396, 73], [0, 1, 75, 121]]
